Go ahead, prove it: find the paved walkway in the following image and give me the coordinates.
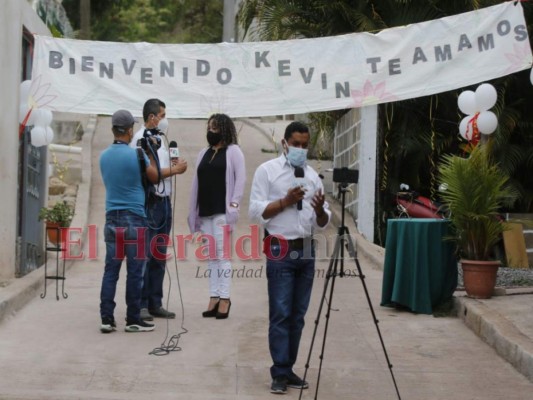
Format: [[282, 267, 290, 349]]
[[0, 116, 532, 399]]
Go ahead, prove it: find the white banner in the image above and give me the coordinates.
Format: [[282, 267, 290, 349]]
[[32, 2, 532, 118]]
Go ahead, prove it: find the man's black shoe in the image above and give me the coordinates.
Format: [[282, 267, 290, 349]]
[[140, 308, 154, 321], [270, 376, 287, 394], [100, 317, 116, 333], [286, 372, 309, 389], [149, 306, 176, 319], [124, 319, 155, 332]]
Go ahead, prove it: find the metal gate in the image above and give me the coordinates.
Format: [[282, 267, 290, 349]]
[[16, 128, 47, 277]]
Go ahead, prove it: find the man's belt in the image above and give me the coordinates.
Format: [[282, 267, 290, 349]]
[[269, 236, 306, 250], [264, 230, 312, 250]]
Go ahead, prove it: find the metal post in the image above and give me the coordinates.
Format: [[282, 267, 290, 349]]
[[80, 0, 91, 40], [223, 0, 236, 42]]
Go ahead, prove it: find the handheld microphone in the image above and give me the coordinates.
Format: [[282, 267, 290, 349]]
[[169, 140, 179, 161], [294, 166, 304, 211]]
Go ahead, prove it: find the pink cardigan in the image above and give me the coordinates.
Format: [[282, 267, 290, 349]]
[[188, 144, 246, 233]]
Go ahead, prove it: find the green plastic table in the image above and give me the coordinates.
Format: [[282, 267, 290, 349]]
[[380, 218, 458, 314]]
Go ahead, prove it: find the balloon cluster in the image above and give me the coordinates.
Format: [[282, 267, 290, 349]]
[[18, 80, 54, 147], [457, 83, 498, 146]]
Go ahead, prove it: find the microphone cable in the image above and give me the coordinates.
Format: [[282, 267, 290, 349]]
[[153, 134, 167, 197], [149, 130, 188, 356], [144, 133, 169, 231], [143, 128, 163, 185]]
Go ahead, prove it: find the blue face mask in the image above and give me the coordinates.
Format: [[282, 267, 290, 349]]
[[286, 145, 308, 167]]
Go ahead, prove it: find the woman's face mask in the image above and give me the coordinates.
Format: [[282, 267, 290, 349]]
[[207, 130, 223, 146]]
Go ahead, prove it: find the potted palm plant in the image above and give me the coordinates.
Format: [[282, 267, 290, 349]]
[[38, 200, 74, 245], [438, 145, 519, 298]]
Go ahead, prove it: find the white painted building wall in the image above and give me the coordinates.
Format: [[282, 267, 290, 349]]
[[0, 1, 49, 279], [358, 106, 378, 241], [333, 106, 378, 242]]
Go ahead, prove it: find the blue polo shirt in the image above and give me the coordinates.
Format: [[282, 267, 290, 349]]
[[99, 143, 149, 217]]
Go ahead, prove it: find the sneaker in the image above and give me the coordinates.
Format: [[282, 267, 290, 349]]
[[100, 317, 116, 334], [149, 306, 176, 319], [140, 308, 154, 321], [286, 372, 309, 389], [124, 319, 155, 332], [270, 376, 287, 394]]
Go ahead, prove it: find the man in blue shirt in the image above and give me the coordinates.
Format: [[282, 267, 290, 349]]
[[99, 110, 159, 333]]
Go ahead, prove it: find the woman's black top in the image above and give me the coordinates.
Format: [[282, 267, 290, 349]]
[[197, 146, 227, 217]]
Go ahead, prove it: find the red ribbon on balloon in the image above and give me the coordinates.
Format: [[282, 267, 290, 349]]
[[18, 108, 33, 140], [464, 112, 480, 146]]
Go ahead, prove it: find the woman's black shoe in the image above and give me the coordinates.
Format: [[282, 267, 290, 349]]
[[216, 299, 231, 319], [202, 297, 220, 318]]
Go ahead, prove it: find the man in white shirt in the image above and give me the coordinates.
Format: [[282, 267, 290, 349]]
[[249, 121, 331, 394], [130, 98, 187, 320]]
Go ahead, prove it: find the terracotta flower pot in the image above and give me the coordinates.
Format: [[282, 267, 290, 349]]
[[46, 222, 67, 246], [460, 259, 500, 299]]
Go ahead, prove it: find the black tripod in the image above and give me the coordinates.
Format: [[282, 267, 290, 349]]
[[299, 182, 401, 400]]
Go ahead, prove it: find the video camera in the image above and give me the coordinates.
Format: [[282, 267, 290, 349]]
[[333, 167, 359, 184], [137, 134, 161, 153]]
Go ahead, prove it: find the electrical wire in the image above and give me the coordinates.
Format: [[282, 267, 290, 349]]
[[149, 132, 188, 356]]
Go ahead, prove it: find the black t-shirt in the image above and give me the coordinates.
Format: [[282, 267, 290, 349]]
[[198, 147, 227, 217]]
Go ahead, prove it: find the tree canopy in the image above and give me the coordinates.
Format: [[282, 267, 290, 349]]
[[62, 0, 223, 43]]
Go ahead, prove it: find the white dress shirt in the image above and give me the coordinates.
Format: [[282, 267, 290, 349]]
[[130, 125, 172, 197], [249, 154, 331, 239]]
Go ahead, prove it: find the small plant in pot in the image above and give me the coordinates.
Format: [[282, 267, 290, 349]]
[[438, 145, 519, 298], [38, 200, 74, 245]]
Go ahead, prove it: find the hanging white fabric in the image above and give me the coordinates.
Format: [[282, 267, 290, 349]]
[[32, 2, 532, 118]]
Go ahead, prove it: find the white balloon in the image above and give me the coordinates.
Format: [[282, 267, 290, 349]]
[[531, 68, 533, 85], [45, 126, 54, 144], [19, 103, 29, 124], [26, 107, 36, 126], [19, 80, 32, 105], [30, 126, 48, 147], [32, 108, 53, 127], [458, 91, 477, 115], [477, 111, 498, 135], [475, 83, 497, 111], [459, 116, 471, 139]]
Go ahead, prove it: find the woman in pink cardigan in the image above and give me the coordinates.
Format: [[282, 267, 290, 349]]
[[188, 114, 246, 319]]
